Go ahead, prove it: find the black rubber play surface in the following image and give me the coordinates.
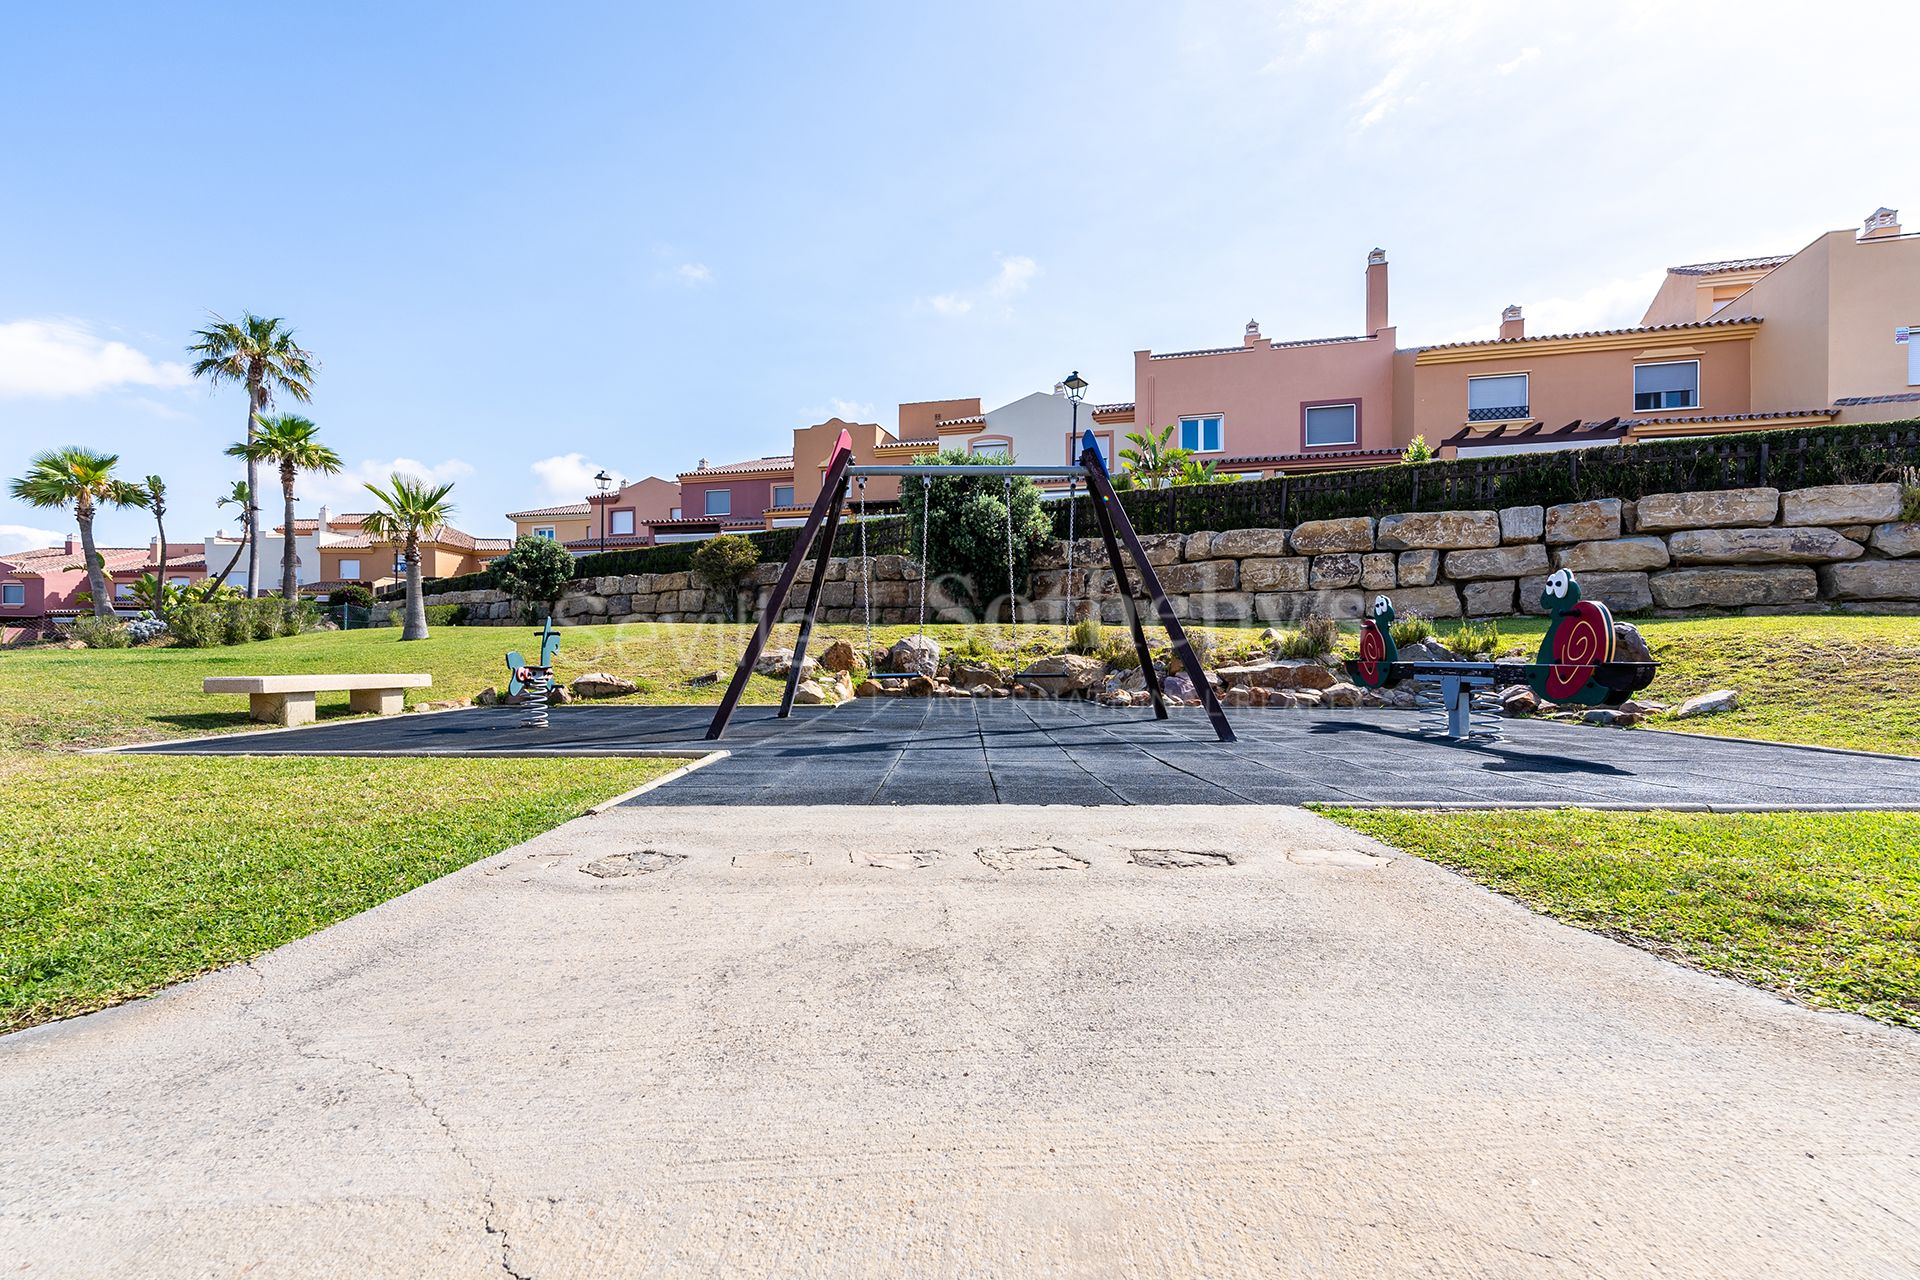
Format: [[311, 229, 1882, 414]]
[[121, 699, 1920, 808]]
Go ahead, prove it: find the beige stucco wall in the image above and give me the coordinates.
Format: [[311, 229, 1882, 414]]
[[512, 515, 592, 543], [1412, 335, 1755, 440], [1723, 234, 1832, 411]]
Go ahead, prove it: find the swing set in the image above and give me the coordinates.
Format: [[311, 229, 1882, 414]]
[[705, 428, 1236, 742]]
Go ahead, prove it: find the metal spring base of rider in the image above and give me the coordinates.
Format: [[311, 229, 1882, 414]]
[[521, 668, 552, 729], [1414, 679, 1504, 743]]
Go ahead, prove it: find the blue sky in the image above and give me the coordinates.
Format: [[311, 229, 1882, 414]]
[[3, 0, 1913, 549]]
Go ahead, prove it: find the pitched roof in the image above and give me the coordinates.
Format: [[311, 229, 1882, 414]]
[[678, 455, 795, 479], [1148, 335, 1371, 360], [506, 501, 593, 519], [0, 545, 151, 575], [319, 525, 509, 553], [1667, 254, 1792, 276], [1834, 392, 1920, 406], [1090, 402, 1135, 415], [1418, 315, 1760, 353]]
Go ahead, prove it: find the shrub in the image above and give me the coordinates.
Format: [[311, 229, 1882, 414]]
[[125, 614, 169, 645], [328, 584, 375, 609], [1390, 615, 1435, 646], [68, 615, 131, 648], [168, 599, 312, 647], [1400, 435, 1435, 464], [1280, 616, 1340, 659], [395, 604, 467, 628], [489, 535, 575, 614], [1444, 619, 1501, 657], [1898, 466, 1920, 522], [1096, 630, 1141, 670], [1067, 617, 1102, 655], [899, 448, 1054, 618], [690, 535, 761, 621]]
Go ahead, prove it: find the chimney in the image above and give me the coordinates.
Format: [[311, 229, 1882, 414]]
[[697, 457, 709, 470], [1500, 304, 1525, 341], [1365, 249, 1389, 333], [316, 504, 331, 536], [1862, 207, 1902, 239], [1243, 318, 1263, 348], [65, 534, 80, 555]]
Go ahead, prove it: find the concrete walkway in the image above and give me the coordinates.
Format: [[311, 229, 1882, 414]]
[[2, 806, 1916, 1277]]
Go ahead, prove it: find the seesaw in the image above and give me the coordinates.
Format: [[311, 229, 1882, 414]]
[[1345, 568, 1656, 741]]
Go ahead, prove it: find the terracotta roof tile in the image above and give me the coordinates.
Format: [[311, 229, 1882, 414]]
[[1834, 392, 1920, 406], [506, 502, 592, 519], [678, 456, 795, 479], [1419, 315, 1760, 353], [1667, 254, 1791, 276], [0, 545, 150, 574]]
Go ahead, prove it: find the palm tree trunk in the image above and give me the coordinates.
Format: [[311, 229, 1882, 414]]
[[152, 511, 169, 617], [209, 517, 247, 591], [243, 385, 263, 598], [401, 533, 428, 640], [76, 498, 111, 618], [280, 462, 300, 609]]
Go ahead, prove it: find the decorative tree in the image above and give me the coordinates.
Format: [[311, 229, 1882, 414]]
[[8, 447, 149, 617], [897, 449, 1053, 619], [490, 534, 577, 620], [1401, 434, 1435, 465], [1118, 424, 1189, 489], [362, 474, 457, 641], [207, 481, 253, 590], [188, 313, 317, 597], [226, 414, 342, 608], [690, 534, 761, 621]]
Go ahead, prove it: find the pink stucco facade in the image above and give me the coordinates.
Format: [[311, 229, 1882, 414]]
[[1129, 252, 1400, 470]]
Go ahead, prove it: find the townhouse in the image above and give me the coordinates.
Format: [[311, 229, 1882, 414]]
[[1, 537, 207, 632]]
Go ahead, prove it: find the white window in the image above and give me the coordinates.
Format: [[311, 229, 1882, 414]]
[[969, 440, 1010, 458], [532, 526, 555, 540], [1906, 327, 1918, 386], [169, 576, 191, 588], [772, 485, 795, 508], [1, 582, 23, 606], [1633, 360, 1699, 411], [704, 490, 730, 517], [114, 581, 136, 600], [1303, 402, 1358, 446], [670, 507, 682, 521], [1467, 373, 1529, 421], [338, 558, 361, 579], [1178, 415, 1223, 452], [610, 509, 635, 536]]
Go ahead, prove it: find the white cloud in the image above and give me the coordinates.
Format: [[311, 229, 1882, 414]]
[[304, 457, 477, 508], [530, 452, 623, 500], [802, 397, 878, 423], [674, 261, 713, 286], [0, 523, 63, 554], [922, 254, 1040, 318], [0, 318, 192, 399], [1524, 270, 1667, 336], [1498, 46, 1539, 74]]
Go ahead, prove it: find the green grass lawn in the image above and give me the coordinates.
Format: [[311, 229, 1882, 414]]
[[1321, 807, 1920, 1029], [3, 610, 1915, 753], [0, 753, 675, 1032]]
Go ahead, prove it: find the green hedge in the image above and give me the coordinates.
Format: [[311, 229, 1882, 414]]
[[1050, 418, 1920, 537]]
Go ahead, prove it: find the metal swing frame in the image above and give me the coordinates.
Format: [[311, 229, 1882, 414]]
[[705, 428, 1236, 742]]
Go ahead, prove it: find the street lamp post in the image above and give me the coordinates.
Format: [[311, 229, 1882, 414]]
[[1062, 370, 1088, 459], [594, 469, 613, 555]]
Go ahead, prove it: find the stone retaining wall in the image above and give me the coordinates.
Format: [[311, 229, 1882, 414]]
[[391, 481, 1920, 627]]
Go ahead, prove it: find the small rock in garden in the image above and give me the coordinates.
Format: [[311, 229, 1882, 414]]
[[791, 678, 830, 705], [905, 675, 937, 696], [888, 635, 942, 677], [1582, 708, 1640, 727], [1320, 682, 1363, 708], [571, 672, 638, 699], [1499, 686, 1541, 716], [818, 639, 857, 673], [1162, 673, 1197, 702], [855, 679, 884, 698], [475, 685, 499, 707], [1620, 698, 1668, 715], [688, 670, 721, 686], [1672, 689, 1739, 719], [550, 685, 573, 704], [1249, 687, 1270, 707], [1221, 685, 1253, 707], [1612, 621, 1654, 666]]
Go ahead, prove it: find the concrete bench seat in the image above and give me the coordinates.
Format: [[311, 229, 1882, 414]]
[[203, 674, 433, 726]]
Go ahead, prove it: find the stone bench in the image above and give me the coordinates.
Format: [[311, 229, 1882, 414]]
[[203, 674, 433, 726]]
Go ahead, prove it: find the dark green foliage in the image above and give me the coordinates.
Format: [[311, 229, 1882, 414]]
[[690, 534, 761, 621], [391, 604, 468, 628], [327, 585, 374, 609], [1050, 418, 1920, 537], [489, 535, 575, 608], [68, 615, 131, 649], [167, 599, 314, 647], [898, 449, 1055, 617]]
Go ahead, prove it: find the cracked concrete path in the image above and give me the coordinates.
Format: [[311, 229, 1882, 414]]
[[1, 805, 1917, 1278]]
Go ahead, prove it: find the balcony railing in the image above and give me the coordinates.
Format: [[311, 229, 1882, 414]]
[[1467, 404, 1530, 422]]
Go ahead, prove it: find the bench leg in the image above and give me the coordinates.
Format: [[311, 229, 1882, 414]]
[[251, 692, 316, 727], [348, 687, 406, 716]]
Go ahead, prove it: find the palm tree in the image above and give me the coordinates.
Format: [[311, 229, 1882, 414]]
[[188, 314, 317, 597], [141, 474, 172, 614], [207, 481, 253, 590], [362, 474, 456, 641], [227, 414, 343, 608], [8, 448, 149, 617], [1118, 424, 1187, 489], [1175, 456, 1234, 486]]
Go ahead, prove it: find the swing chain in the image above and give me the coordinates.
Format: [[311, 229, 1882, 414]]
[[1004, 474, 1018, 632], [1065, 478, 1077, 639], [917, 475, 931, 638], [857, 476, 873, 667]]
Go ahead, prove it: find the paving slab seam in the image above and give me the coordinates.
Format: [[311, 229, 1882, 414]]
[[587, 751, 731, 811]]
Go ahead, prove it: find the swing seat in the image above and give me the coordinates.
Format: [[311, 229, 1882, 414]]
[[865, 671, 923, 680]]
